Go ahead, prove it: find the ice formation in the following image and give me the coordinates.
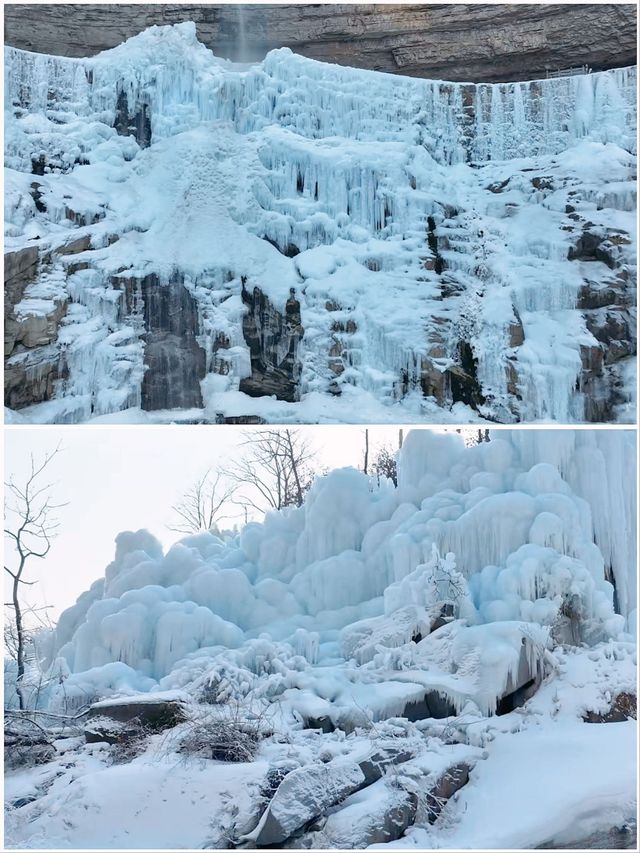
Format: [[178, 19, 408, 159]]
[[4, 23, 637, 424], [42, 429, 636, 725], [5, 428, 638, 851]]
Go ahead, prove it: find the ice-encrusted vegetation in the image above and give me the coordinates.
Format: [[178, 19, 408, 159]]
[[4, 429, 637, 849], [4, 23, 637, 424]]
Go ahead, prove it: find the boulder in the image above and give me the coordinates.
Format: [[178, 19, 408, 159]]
[[252, 759, 365, 846], [305, 714, 335, 734], [425, 762, 470, 823], [84, 715, 135, 745], [403, 690, 458, 722], [446, 363, 485, 410], [88, 695, 187, 729], [358, 745, 415, 786], [568, 230, 605, 263], [311, 779, 417, 848], [420, 356, 447, 403], [55, 234, 92, 256], [583, 692, 636, 723], [577, 278, 624, 310]]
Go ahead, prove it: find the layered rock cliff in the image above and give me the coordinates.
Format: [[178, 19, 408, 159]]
[[4, 3, 637, 83], [4, 24, 637, 424]]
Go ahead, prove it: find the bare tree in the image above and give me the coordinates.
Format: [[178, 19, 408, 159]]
[[4, 606, 53, 665], [169, 468, 236, 534], [4, 446, 65, 710], [451, 427, 491, 446], [226, 429, 314, 516], [371, 444, 398, 486], [363, 429, 369, 475]]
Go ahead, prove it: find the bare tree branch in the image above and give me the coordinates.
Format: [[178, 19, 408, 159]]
[[371, 444, 398, 486], [168, 468, 237, 534], [226, 428, 316, 516], [4, 444, 66, 710]]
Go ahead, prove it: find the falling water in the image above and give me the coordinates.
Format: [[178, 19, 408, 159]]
[[235, 5, 248, 62]]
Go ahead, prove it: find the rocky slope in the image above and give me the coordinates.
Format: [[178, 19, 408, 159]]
[[4, 24, 637, 424], [4, 3, 637, 82]]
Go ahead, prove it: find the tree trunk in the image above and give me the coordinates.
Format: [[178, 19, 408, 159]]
[[12, 574, 25, 710], [286, 431, 304, 506], [364, 429, 369, 475]]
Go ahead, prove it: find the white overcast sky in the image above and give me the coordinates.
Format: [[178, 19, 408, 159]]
[[4, 425, 457, 622]]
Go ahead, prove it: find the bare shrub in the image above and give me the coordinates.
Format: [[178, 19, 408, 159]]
[[178, 703, 269, 763], [4, 713, 57, 770], [109, 719, 153, 765], [371, 445, 398, 486]]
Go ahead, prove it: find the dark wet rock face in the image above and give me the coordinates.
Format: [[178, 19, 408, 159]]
[[5, 346, 67, 409], [448, 350, 486, 409], [116, 273, 206, 410], [566, 223, 637, 422], [31, 154, 46, 175], [583, 691, 636, 723], [114, 89, 152, 148], [4, 245, 40, 335], [239, 283, 304, 403], [404, 691, 458, 721], [4, 245, 68, 409]]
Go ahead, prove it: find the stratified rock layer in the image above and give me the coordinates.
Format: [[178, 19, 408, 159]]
[[4, 4, 637, 82]]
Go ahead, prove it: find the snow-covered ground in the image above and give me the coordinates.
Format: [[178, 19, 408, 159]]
[[4, 23, 637, 424], [4, 429, 637, 849]]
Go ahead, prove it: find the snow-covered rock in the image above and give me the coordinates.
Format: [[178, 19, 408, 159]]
[[251, 758, 365, 845], [87, 691, 190, 728], [307, 778, 418, 849]]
